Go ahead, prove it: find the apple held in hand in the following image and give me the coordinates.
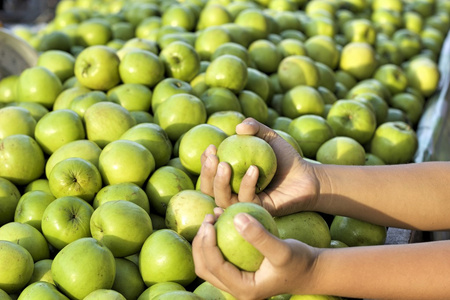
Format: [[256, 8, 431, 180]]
[[215, 202, 279, 272], [217, 135, 277, 194], [52, 237, 116, 300]]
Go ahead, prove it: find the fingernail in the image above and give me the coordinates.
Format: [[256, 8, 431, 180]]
[[217, 162, 225, 176], [234, 213, 250, 232], [246, 165, 256, 176], [205, 155, 213, 167]]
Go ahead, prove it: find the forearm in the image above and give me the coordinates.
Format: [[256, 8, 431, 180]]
[[313, 161, 450, 230], [307, 240, 450, 300]]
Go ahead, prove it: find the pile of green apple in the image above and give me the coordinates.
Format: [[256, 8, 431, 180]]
[[0, 0, 449, 299]]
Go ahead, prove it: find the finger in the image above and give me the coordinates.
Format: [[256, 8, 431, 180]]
[[213, 207, 224, 218], [200, 144, 217, 165], [213, 162, 238, 208], [238, 165, 260, 204], [200, 153, 219, 197], [236, 118, 279, 142], [234, 213, 292, 267]]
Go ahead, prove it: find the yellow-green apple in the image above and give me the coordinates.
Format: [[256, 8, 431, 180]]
[[234, 8, 270, 41], [23, 179, 51, 195], [119, 49, 165, 88], [179, 124, 227, 175], [6, 102, 49, 123], [154, 93, 207, 142], [165, 190, 216, 242], [347, 79, 390, 101], [193, 281, 235, 300], [69, 90, 108, 118], [121, 37, 159, 55], [93, 182, 150, 214], [375, 39, 404, 66], [373, 64, 408, 95], [194, 25, 232, 61], [120, 123, 173, 169], [36, 50, 75, 83], [53, 86, 90, 110], [304, 35, 340, 70], [316, 62, 337, 92], [107, 83, 152, 112], [403, 11, 424, 34], [82, 289, 126, 300], [0, 177, 21, 226], [330, 216, 386, 247], [247, 39, 283, 75], [274, 211, 331, 248], [276, 38, 307, 58], [0, 106, 36, 139], [84, 101, 136, 148], [90, 200, 153, 257], [161, 4, 196, 31], [281, 85, 325, 119], [238, 90, 269, 124], [365, 153, 386, 165], [76, 18, 113, 47], [200, 87, 242, 116], [18, 280, 68, 299], [244, 67, 272, 103], [16, 66, 63, 109], [37, 30, 73, 52], [370, 121, 418, 164], [277, 55, 320, 91], [274, 129, 304, 156], [159, 41, 200, 82], [206, 111, 246, 136], [151, 78, 194, 113], [0, 222, 49, 262], [145, 166, 194, 216], [386, 108, 408, 123], [343, 18, 377, 45], [304, 16, 337, 38], [0, 135, 45, 186], [215, 202, 279, 271], [405, 56, 440, 97], [196, 3, 232, 30], [352, 93, 389, 125], [392, 28, 422, 60], [122, 2, 159, 27], [216, 134, 277, 194], [48, 157, 102, 202], [318, 86, 337, 106], [316, 136, 366, 165], [74, 45, 121, 91], [326, 99, 377, 145], [388, 93, 423, 126], [335, 70, 357, 90], [130, 111, 154, 124], [51, 237, 115, 299], [41, 196, 94, 250], [98, 140, 155, 187], [205, 54, 248, 93], [138, 282, 186, 300], [287, 115, 335, 159], [34, 109, 85, 155], [211, 42, 250, 66], [0, 241, 34, 294], [110, 20, 135, 41], [220, 23, 254, 48], [14, 190, 55, 232], [112, 258, 146, 300], [271, 116, 292, 132], [339, 42, 378, 81], [139, 229, 196, 287], [0, 74, 18, 103]]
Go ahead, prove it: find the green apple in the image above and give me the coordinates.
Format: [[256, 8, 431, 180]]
[[334, 70, 357, 90], [107, 83, 152, 112], [16, 66, 63, 109], [193, 281, 236, 300], [346, 79, 390, 101], [165, 190, 216, 242], [271, 116, 292, 132], [90, 200, 153, 257], [53, 86, 90, 110], [375, 38, 404, 66], [392, 29, 422, 61], [0, 75, 18, 103], [238, 90, 269, 124], [216, 135, 277, 194], [151, 77, 194, 113], [388, 93, 423, 126], [119, 49, 165, 88], [277, 55, 320, 91], [352, 93, 389, 125], [215, 202, 279, 272], [247, 39, 283, 75], [52, 237, 115, 299], [274, 211, 331, 248], [74, 45, 121, 91], [287, 115, 335, 159], [0, 106, 36, 139], [179, 124, 227, 175], [99, 139, 155, 187], [26, 261, 56, 285], [159, 40, 201, 83], [200, 87, 242, 116], [152, 291, 203, 299], [84, 101, 136, 148], [69, 90, 108, 118], [196, 3, 232, 30], [304, 35, 340, 70], [76, 19, 112, 47], [14, 190, 55, 232], [326, 99, 377, 145], [36, 50, 75, 83], [122, 2, 160, 27], [0, 135, 45, 186], [121, 37, 159, 55], [0, 222, 49, 262], [120, 123, 173, 169], [405, 56, 440, 98], [195, 25, 232, 61], [138, 282, 186, 300], [161, 4, 196, 31], [220, 23, 254, 48], [145, 166, 194, 216], [369, 121, 418, 165], [281, 85, 325, 119], [93, 182, 150, 214], [37, 30, 73, 52], [339, 42, 378, 80], [373, 64, 408, 95], [130, 111, 154, 124], [316, 136, 366, 165], [365, 153, 386, 165], [207, 111, 247, 136], [343, 18, 377, 45], [245, 67, 273, 103], [139, 229, 196, 287], [0, 241, 34, 294], [112, 258, 146, 300], [330, 215, 386, 247], [211, 42, 250, 66], [154, 93, 207, 142], [403, 11, 424, 34], [276, 38, 307, 58], [0, 178, 21, 227], [48, 157, 102, 202], [315, 62, 337, 93], [83, 289, 126, 300], [205, 54, 248, 93], [6, 102, 49, 123], [34, 109, 85, 155]]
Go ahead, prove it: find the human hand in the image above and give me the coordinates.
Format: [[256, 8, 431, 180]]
[[192, 212, 320, 300], [199, 117, 320, 216]]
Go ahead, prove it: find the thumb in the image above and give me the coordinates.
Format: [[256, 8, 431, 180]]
[[234, 213, 289, 266]]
